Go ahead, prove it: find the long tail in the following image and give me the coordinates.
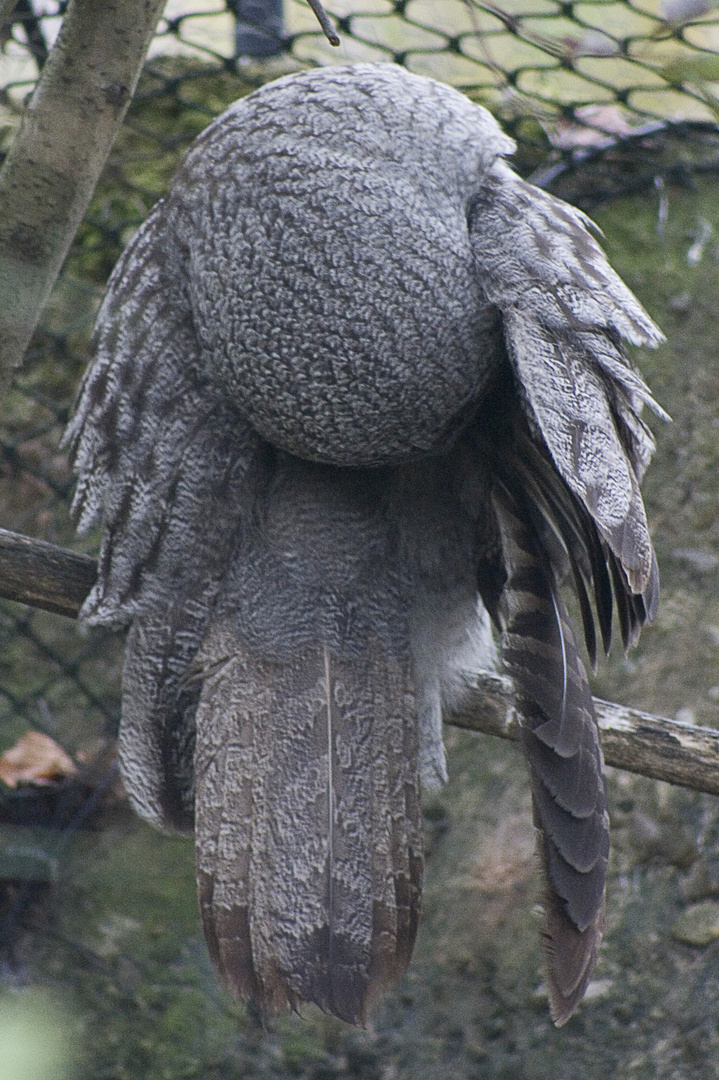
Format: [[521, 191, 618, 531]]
[[490, 482, 608, 1025], [193, 620, 422, 1024]]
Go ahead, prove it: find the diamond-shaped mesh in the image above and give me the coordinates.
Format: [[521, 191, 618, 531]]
[[0, 0, 717, 751]]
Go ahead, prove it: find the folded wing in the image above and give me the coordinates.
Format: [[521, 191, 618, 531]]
[[469, 164, 664, 1023]]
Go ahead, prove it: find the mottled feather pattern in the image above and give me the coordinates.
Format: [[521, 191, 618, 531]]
[[469, 166, 664, 596], [164, 67, 513, 468], [471, 161, 665, 350], [194, 625, 421, 1024], [64, 201, 265, 831], [67, 63, 663, 1025]]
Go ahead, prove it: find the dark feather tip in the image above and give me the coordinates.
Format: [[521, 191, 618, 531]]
[[542, 889, 605, 1027]]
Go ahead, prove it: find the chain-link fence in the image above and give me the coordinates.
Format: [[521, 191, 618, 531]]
[[0, 6, 717, 729], [0, 0, 716, 866], [1, 3, 719, 1071], [0, 0, 716, 972], [1, 0, 718, 752]]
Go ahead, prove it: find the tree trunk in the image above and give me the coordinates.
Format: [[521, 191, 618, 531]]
[[0, 0, 167, 389]]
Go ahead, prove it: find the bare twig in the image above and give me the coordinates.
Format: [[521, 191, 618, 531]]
[[306, 0, 340, 46], [1, 526, 718, 798], [11, 0, 49, 69], [0, 0, 167, 391], [462, 0, 506, 86]]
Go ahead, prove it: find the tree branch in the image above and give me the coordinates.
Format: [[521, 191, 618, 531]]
[[447, 671, 719, 798], [1, 526, 718, 797], [0, 527, 96, 618], [0, 0, 167, 390]]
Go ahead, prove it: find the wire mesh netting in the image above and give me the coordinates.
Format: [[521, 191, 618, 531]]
[[2, 0, 719, 750], [0, 1, 718, 749], [2, 3, 719, 1073], [0, 0, 718, 992]]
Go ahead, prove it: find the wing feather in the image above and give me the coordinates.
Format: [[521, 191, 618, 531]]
[[469, 159, 663, 1023], [469, 161, 665, 602], [65, 203, 261, 832], [489, 481, 608, 1025]]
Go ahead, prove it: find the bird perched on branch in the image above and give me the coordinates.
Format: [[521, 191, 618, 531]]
[[66, 63, 665, 1026]]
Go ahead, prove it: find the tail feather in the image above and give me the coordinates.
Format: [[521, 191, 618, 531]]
[[542, 884, 604, 1026], [193, 622, 422, 1024], [193, 645, 258, 1004], [490, 483, 609, 1026], [367, 667, 423, 1001]]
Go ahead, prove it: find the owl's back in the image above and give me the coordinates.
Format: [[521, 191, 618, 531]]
[[163, 63, 515, 466]]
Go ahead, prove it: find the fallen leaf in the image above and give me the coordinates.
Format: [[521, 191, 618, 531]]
[[0, 732, 77, 788]]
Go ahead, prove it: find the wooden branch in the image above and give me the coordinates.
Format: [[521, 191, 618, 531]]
[[0, 527, 96, 618], [448, 671, 719, 798], [2, 526, 719, 798], [0, 0, 167, 389]]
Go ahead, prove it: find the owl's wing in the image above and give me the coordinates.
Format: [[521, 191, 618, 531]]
[[65, 205, 261, 832], [470, 159, 665, 600], [469, 165, 664, 1024]]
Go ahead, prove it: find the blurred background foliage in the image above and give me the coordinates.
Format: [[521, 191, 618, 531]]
[[4, 2, 719, 1077]]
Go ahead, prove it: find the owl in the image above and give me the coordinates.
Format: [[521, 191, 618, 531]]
[[66, 63, 665, 1026]]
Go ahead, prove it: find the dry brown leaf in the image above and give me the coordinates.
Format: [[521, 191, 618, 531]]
[[0, 731, 77, 788]]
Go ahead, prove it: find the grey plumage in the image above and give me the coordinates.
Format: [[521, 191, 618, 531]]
[[65, 63, 664, 1026]]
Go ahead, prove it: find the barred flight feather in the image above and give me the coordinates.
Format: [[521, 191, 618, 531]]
[[490, 482, 609, 1025]]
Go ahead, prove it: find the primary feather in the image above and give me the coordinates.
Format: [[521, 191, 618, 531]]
[[66, 63, 663, 1025]]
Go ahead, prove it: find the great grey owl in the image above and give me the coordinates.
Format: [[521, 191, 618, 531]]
[[66, 63, 665, 1027]]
